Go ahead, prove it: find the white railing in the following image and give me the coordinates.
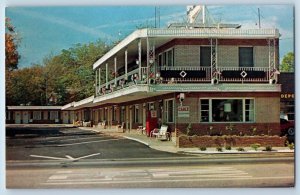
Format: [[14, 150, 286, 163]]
[[147, 28, 279, 38], [96, 68, 140, 96]]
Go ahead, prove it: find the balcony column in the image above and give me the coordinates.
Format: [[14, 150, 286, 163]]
[[125, 49, 128, 80], [105, 63, 108, 88], [138, 39, 142, 79], [95, 68, 98, 95], [114, 57, 117, 85], [99, 68, 101, 87]]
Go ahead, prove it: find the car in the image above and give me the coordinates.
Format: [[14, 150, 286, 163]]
[[280, 118, 295, 136]]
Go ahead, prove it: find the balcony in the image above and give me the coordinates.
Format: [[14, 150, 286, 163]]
[[95, 65, 273, 98]]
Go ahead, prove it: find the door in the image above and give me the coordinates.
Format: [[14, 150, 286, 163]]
[[69, 111, 74, 124], [22, 111, 29, 124], [62, 111, 69, 124], [15, 111, 21, 124]]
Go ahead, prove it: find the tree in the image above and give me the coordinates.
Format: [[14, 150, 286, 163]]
[[5, 17, 20, 71], [280, 52, 294, 72]]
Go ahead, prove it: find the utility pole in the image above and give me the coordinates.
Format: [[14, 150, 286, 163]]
[[258, 8, 261, 29]]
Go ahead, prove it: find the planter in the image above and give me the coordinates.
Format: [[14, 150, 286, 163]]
[[177, 135, 287, 148]]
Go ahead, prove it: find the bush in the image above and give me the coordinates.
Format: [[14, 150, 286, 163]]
[[265, 145, 272, 151], [286, 141, 294, 150], [225, 145, 232, 150], [237, 147, 245, 152], [250, 143, 261, 151], [216, 147, 223, 152], [199, 146, 207, 151]]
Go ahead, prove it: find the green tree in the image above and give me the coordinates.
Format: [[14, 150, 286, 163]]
[[280, 52, 294, 72]]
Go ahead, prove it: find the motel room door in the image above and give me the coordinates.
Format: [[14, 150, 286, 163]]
[[62, 111, 69, 124], [22, 111, 29, 124], [15, 111, 21, 124]]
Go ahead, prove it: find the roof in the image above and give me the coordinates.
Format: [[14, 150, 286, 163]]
[[93, 28, 279, 70], [7, 106, 62, 110]]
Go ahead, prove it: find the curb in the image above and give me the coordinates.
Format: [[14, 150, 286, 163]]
[[123, 136, 150, 147]]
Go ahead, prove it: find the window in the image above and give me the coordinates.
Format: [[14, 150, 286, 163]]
[[50, 111, 58, 120], [33, 111, 41, 120], [165, 99, 174, 123], [239, 47, 253, 67], [200, 46, 211, 67], [148, 102, 155, 111], [200, 98, 255, 123], [158, 49, 174, 67], [245, 99, 254, 122], [134, 105, 139, 123], [200, 99, 209, 122]]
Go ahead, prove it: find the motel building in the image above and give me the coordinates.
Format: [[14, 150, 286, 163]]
[[6, 6, 284, 145], [60, 6, 281, 141]]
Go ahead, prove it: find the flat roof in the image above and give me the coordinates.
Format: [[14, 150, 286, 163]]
[[7, 106, 62, 110]]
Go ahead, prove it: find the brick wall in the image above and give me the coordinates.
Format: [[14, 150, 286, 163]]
[[174, 45, 200, 67], [170, 122, 281, 137], [177, 135, 287, 148], [256, 97, 280, 123]]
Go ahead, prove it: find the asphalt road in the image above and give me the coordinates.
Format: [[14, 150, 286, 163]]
[[6, 162, 294, 188], [6, 126, 295, 188], [6, 126, 186, 161]]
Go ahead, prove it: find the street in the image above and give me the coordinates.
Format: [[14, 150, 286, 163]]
[[6, 126, 295, 188]]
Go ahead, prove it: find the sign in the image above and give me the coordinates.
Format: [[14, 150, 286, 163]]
[[150, 110, 157, 118], [178, 106, 190, 118], [281, 93, 295, 99]]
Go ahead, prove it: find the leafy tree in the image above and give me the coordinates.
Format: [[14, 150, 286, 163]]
[[280, 52, 294, 72], [5, 17, 20, 71], [6, 66, 45, 106], [6, 39, 109, 106]]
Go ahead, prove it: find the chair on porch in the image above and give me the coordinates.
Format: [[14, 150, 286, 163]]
[[116, 122, 125, 133], [151, 125, 170, 141]]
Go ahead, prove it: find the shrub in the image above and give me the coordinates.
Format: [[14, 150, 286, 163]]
[[216, 147, 223, 152], [250, 143, 261, 151], [225, 145, 232, 150], [237, 147, 245, 152], [286, 141, 294, 150], [199, 146, 207, 151], [265, 145, 272, 151]]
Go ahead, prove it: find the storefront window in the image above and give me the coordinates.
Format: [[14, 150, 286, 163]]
[[200, 98, 254, 122]]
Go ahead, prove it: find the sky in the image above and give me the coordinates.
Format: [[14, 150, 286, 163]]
[[5, 5, 294, 68]]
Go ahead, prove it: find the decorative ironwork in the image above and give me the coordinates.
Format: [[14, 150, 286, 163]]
[[240, 71, 247, 78], [180, 70, 187, 78], [268, 38, 278, 80], [210, 38, 218, 80]]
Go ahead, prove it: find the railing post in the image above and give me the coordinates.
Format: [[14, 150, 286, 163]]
[[138, 39, 142, 80], [95, 68, 98, 95], [99, 68, 101, 87], [114, 57, 117, 85], [125, 49, 128, 80], [105, 63, 108, 89]]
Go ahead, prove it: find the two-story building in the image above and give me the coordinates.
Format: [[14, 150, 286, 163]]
[[62, 21, 281, 138]]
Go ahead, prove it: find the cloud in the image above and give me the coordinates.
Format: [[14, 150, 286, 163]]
[[9, 8, 114, 40]]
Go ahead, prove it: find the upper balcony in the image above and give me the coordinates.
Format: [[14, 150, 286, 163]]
[[93, 28, 280, 99]]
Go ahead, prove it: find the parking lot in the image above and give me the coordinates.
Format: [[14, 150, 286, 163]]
[[6, 126, 185, 161]]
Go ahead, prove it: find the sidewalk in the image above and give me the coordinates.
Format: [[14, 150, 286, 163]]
[[78, 126, 294, 154]]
